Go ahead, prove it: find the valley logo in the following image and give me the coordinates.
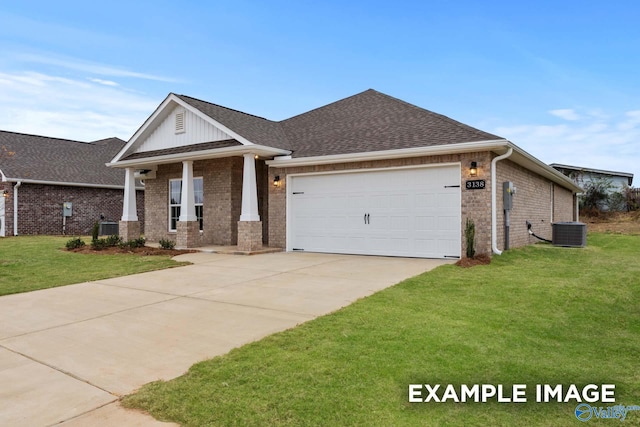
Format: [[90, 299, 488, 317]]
[[575, 403, 640, 422]]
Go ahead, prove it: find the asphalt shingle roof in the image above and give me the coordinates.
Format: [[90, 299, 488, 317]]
[[279, 89, 502, 157], [0, 131, 127, 186], [174, 89, 502, 159], [175, 95, 292, 151]]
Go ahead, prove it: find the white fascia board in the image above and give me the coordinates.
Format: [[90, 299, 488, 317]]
[[266, 140, 509, 167], [0, 168, 6, 182], [107, 144, 291, 169], [0, 177, 143, 190], [507, 143, 583, 193]]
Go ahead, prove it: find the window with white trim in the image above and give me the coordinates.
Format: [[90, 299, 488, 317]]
[[169, 177, 203, 232]]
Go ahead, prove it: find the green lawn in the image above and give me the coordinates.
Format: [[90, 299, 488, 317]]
[[0, 236, 189, 296], [123, 233, 640, 426]]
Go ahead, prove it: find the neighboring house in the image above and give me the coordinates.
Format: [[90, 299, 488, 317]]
[[108, 89, 581, 258], [0, 131, 144, 237], [550, 163, 634, 192]]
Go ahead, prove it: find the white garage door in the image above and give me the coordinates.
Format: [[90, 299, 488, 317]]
[[288, 165, 461, 259]]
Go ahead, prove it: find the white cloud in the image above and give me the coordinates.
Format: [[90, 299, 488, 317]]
[[495, 110, 640, 184], [549, 108, 581, 121], [0, 70, 159, 141], [88, 78, 119, 87], [17, 53, 180, 83]]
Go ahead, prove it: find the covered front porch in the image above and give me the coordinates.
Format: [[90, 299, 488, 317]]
[[117, 148, 284, 251]]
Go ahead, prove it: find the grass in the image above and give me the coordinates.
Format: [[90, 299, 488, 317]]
[[123, 233, 640, 426], [0, 235, 189, 296]]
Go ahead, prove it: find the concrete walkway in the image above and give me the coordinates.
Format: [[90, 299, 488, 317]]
[[0, 252, 449, 426]]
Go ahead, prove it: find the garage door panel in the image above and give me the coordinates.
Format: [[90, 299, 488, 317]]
[[289, 166, 461, 259]]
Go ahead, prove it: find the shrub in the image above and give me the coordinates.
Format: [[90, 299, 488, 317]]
[[159, 239, 176, 250], [65, 237, 85, 250], [465, 218, 476, 259], [92, 221, 100, 242], [120, 237, 146, 249], [91, 235, 122, 250], [580, 178, 613, 212]]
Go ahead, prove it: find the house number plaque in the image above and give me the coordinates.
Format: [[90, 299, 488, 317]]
[[465, 180, 486, 190]]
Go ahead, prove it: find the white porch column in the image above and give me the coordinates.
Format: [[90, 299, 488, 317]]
[[179, 160, 197, 221], [239, 153, 260, 222], [121, 168, 138, 221]]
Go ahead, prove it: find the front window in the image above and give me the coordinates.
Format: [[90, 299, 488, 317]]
[[169, 177, 203, 232]]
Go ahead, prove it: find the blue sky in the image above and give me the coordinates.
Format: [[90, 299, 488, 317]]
[[1, 0, 638, 183]]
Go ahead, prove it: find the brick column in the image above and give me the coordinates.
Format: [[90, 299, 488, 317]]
[[119, 167, 140, 241], [176, 220, 200, 248], [119, 220, 140, 241], [237, 220, 263, 251]]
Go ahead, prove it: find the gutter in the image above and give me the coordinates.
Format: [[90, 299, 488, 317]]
[[13, 181, 21, 236], [491, 148, 513, 255], [1, 177, 142, 191]]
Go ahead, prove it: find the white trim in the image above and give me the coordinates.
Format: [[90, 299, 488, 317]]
[[268, 140, 508, 168], [285, 162, 462, 254], [107, 144, 290, 169], [169, 176, 204, 231], [0, 177, 143, 190]]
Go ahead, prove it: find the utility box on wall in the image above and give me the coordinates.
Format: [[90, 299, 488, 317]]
[[62, 202, 73, 217]]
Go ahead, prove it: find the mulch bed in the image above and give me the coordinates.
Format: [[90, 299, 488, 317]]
[[67, 246, 196, 256], [455, 254, 492, 268]]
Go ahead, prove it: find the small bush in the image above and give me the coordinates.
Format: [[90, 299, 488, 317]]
[[92, 221, 100, 242], [65, 237, 85, 250], [120, 237, 146, 249], [91, 235, 122, 250], [159, 239, 176, 250], [465, 218, 476, 259]]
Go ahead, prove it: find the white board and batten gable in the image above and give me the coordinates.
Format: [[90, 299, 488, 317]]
[[111, 94, 255, 164], [136, 104, 234, 153]]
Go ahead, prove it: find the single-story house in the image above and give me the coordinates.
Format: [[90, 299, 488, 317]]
[[550, 163, 634, 192], [0, 131, 144, 237], [108, 89, 581, 258]]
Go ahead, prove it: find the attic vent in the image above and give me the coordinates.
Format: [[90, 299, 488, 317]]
[[175, 110, 186, 134]]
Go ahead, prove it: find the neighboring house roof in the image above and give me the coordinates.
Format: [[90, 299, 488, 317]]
[[550, 163, 634, 186], [0, 130, 130, 188]]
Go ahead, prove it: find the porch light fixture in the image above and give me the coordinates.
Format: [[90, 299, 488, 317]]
[[273, 175, 281, 187], [2, 190, 8, 198], [470, 161, 478, 177]]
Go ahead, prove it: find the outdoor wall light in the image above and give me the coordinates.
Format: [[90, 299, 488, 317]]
[[470, 161, 478, 177], [273, 175, 281, 187], [2, 190, 8, 198]]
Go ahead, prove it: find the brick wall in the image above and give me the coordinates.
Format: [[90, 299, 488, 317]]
[[268, 152, 494, 255], [553, 184, 576, 222], [144, 157, 266, 246], [1, 182, 144, 236], [495, 159, 554, 250]]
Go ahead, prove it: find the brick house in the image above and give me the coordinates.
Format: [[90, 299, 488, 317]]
[[0, 131, 144, 237], [108, 89, 581, 258]]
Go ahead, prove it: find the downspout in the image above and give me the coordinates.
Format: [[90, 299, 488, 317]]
[[13, 181, 22, 236], [491, 148, 513, 255]]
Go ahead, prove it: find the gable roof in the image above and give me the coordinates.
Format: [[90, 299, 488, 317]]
[[279, 89, 502, 158], [0, 130, 130, 188], [111, 89, 503, 165]]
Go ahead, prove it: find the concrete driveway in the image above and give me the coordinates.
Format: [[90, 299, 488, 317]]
[[0, 252, 449, 426]]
